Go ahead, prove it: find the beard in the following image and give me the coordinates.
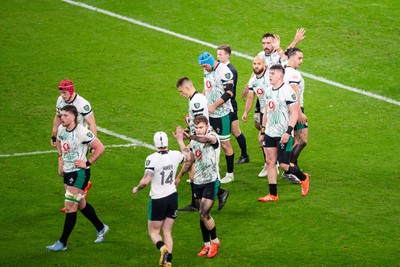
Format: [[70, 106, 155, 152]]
[[253, 68, 264, 75]]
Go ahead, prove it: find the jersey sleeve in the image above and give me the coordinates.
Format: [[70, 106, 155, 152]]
[[248, 76, 256, 92], [171, 150, 186, 164], [79, 126, 96, 144], [190, 95, 207, 117], [55, 97, 63, 116], [284, 86, 298, 107], [144, 154, 155, 171], [56, 124, 64, 141], [80, 99, 93, 118], [219, 65, 234, 92], [287, 69, 301, 86], [210, 132, 220, 150]]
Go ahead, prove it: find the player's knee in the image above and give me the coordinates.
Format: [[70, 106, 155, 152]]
[[232, 129, 241, 137], [266, 158, 276, 167], [221, 140, 233, 151], [199, 210, 210, 221], [279, 163, 289, 172], [65, 190, 84, 206]]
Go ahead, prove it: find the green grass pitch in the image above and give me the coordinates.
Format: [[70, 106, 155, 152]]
[[0, 0, 399, 266]]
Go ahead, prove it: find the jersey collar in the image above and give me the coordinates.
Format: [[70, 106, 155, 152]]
[[66, 125, 77, 132], [272, 83, 285, 91], [66, 93, 78, 104], [190, 91, 199, 101]]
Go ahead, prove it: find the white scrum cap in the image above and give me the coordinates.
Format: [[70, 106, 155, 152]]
[[154, 131, 168, 148]]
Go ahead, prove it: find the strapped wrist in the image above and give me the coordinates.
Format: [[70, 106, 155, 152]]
[[286, 126, 294, 135]]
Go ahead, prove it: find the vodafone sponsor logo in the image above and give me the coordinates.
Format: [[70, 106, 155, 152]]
[[195, 149, 202, 160], [267, 100, 275, 110], [62, 143, 70, 153]]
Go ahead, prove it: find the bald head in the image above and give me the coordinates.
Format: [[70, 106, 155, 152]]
[[253, 55, 266, 75]]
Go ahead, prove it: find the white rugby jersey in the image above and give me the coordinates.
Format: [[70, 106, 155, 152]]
[[190, 131, 220, 185], [56, 94, 93, 127], [257, 50, 288, 69], [284, 66, 305, 107], [188, 92, 209, 135], [145, 150, 185, 199], [203, 63, 233, 118], [248, 71, 271, 113], [264, 83, 297, 137], [257, 51, 281, 68], [57, 124, 95, 173]]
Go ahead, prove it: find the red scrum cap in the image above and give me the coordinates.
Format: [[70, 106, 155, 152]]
[[58, 79, 75, 95]]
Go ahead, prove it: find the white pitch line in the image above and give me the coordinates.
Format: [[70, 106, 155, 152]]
[[62, 0, 400, 106], [0, 143, 148, 158], [97, 127, 155, 150]]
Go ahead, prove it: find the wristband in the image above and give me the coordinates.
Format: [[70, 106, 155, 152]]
[[86, 160, 92, 167], [51, 136, 57, 142], [286, 126, 293, 135], [221, 92, 231, 102], [58, 154, 62, 157]]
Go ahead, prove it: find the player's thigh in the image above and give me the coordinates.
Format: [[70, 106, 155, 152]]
[[194, 181, 218, 201], [148, 196, 169, 221], [277, 136, 294, 164], [166, 192, 178, 219], [148, 220, 163, 233], [264, 135, 278, 160], [295, 128, 308, 143], [63, 169, 90, 190], [210, 115, 231, 141]]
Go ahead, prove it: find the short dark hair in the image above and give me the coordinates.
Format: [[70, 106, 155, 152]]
[[217, 44, 231, 55], [262, 32, 275, 39], [176, 77, 191, 88], [285, 47, 302, 58], [269, 64, 285, 74], [194, 115, 209, 126], [61, 105, 78, 124]]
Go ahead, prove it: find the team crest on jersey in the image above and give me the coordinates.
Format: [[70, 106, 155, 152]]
[[87, 132, 93, 138], [291, 94, 297, 101], [225, 73, 231, 79], [194, 102, 200, 109], [145, 160, 150, 166], [84, 105, 90, 111]]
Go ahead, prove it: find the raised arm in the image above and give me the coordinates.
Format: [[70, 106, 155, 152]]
[[287, 28, 306, 49]]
